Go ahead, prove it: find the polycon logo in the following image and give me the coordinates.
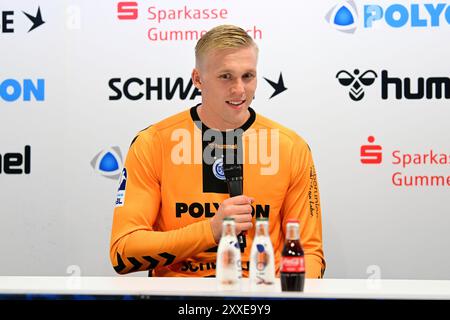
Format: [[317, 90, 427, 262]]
[[364, 3, 450, 28], [0, 79, 45, 102], [326, 1, 450, 33]]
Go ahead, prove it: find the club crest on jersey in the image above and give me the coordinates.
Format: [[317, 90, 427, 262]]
[[115, 168, 127, 207], [212, 157, 225, 180]]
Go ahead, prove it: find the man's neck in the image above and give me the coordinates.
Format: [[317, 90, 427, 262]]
[[197, 104, 250, 131]]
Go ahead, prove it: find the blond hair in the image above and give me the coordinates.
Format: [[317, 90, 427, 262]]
[[195, 25, 258, 66]]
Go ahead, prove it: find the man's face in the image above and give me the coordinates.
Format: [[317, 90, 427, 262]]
[[192, 46, 258, 130]]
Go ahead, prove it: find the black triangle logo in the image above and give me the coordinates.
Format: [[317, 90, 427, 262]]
[[264, 72, 287, 99], [23, 6, 45, 32]]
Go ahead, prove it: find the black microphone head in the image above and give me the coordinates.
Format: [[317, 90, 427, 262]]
[[223, 163, 242, 182]]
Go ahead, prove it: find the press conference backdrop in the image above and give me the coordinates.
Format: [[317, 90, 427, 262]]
[[1, 0, 449, 280]]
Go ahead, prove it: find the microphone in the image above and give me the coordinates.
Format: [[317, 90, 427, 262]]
[[223, 162, 246, 253]]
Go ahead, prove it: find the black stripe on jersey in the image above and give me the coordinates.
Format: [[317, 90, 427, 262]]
[[190, 104, 254, 194]]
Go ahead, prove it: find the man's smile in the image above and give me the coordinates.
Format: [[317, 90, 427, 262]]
[[226, 100, 246, 109]]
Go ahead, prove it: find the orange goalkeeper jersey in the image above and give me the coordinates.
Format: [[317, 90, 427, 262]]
[[110, 105, 325, 278]]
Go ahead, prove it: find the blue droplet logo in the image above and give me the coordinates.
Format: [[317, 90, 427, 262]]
[[91, 146, 123, 180], [99, 152, 119, 172], [334, 6, 354, 26], [325, 1, 358, 34]]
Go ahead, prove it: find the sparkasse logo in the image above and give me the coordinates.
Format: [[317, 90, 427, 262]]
[[117, 2, 138, 20], [115, 2, 263, 42], [360, 136, 450, 187], [360, 136, 382, 164]]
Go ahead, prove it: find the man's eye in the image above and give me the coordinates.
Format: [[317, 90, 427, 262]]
[[243, 73, 255, 79], [219, 74, 231, 80]]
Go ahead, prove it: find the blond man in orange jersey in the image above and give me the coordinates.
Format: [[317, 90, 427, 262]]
[[110, 25, 325, 278]]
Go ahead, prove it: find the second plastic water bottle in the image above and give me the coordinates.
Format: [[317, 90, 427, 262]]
[[250, 218, 276, 291]]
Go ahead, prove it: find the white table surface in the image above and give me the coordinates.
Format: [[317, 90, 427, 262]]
[[1, 277, 450, 300]]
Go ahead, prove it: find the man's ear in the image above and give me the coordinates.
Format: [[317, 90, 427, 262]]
[[191, 68, 202, 90]]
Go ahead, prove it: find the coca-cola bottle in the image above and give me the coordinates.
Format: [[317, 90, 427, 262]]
[[249, 218, 275, 291], [280, 219, 305, 291], [216, 217, 242, 291]]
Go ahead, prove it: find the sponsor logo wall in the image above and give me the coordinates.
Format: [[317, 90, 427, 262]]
[[1, 0, 449, 280]]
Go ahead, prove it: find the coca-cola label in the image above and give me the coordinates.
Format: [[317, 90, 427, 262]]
[[280, 256, 305, 273]]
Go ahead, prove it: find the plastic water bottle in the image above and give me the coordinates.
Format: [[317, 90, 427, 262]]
[[249, 218, 276, 291], [216, 217, 242, 291]]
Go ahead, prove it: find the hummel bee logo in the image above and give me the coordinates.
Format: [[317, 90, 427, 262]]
[[336, 69, 377, 101]]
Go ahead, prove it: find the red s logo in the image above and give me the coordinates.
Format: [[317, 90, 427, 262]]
[[117, 2, 138, 20], [360, 136, 382, 164]]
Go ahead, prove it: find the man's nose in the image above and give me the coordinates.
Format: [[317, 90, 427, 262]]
[[230, 78, 245, 96]]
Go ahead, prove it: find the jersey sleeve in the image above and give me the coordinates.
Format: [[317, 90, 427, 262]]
[[281, 135, 326, 278], [109, 128, 217, 274]]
